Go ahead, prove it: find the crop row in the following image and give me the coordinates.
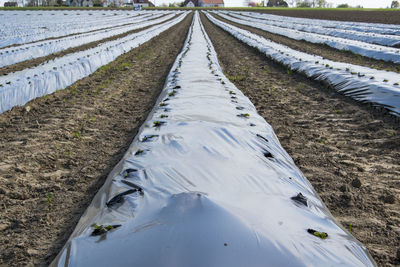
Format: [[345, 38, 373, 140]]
[[208, 12, 400, 116], [51, 12, 375, 266], [216, 11, 400, 64], [0, 12, 177, 67], [0, 10, 170, 48], [0, 12, 188, 114]]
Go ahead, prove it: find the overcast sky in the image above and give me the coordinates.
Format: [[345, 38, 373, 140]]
[[156, 0, 394, 8]]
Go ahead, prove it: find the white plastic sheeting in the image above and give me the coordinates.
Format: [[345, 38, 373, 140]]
[[0, 11, 170, 48], [207, 13, 400, 117], [227, 11, 400, 47], [0, 12, 177, 68], [0, 13, 188, 114], [214, 11, 400, 64], [51, 12, 375, 267], [232, 11, 400, 36]]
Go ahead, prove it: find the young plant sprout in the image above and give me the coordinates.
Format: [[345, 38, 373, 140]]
[[238, 113, 250, 118], [46, 192, 54, 206], [153, 121, 164, 127], [135, 149, 144, 155], [90, 223, 121, 236]]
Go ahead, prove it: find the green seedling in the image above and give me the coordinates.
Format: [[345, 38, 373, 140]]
[[345, 223, 352, 233], [313, 231, 328, 239], [221, 81, 225, 85], [90, 223, 121, 236], [159, 102, 167, 107], [383, 79, 389, 83], [70, 86, 77, 95], [394, 83, 399, 86], [153, 121, 162, 127], [46, 192, 54, 206], [141, 135, 158, 142], [318, 138, 328, 144], [307, 229, 328, 239], [72, 130, 81, 139], [168, 90, 176, 96], [160, 114, 168, 118], [238, 113, 250, 118], [346, 68, 350, 72], [135, 149, 144, 155]]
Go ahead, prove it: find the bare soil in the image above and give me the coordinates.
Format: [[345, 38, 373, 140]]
[[202, 12, 400, 267], [0, 14, 176, 76], [0, 12, 192, 266], [234, 9, 400, 25], [213, 13, 400, 74]]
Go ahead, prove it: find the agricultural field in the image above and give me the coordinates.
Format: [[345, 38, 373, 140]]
[[0, 7, 399, 267]]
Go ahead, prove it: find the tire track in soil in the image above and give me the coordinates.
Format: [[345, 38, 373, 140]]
[[201, 12, 400, 267], [0, 12, 193, 267], [212, 13, 400, 74], [0, 13, 177, 76]]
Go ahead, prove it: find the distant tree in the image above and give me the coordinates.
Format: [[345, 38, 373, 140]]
[[285, 0, 295, 6], [248, 1, 256, 6], [256, 0, 265, 6], [337, 3, 349, 8], [92, 0, 102, 6], [296, 0, 311, 7], [267, 0, 288, 7], [169, 2, 182, 6], [391, 0, 399, 8], [316, 0, 326, 7]]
